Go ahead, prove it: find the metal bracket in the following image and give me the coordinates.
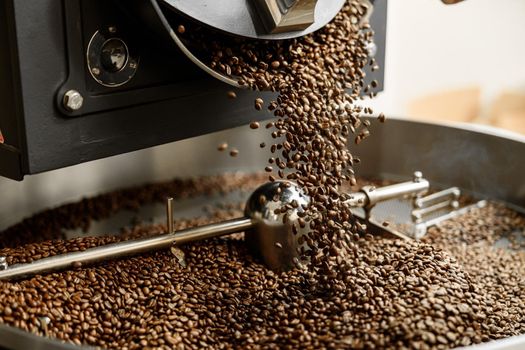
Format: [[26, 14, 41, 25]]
[[253, 0, 318, 33]]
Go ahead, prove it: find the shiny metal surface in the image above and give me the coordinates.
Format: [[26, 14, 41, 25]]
[[353, 173, 429, 211], [0, 177, 432, 279], [166, 197, 174, 233], [245, 181, 310, 271], [160, 0, 345, 40], [353, 119, 525, 209], [0, 181, 311, 278], [0, 218, 254, 280], [413, 200, 487, 239], [415, 187, 460, 208], [253, 0, 319, 34], [62, 90, 84, 112]]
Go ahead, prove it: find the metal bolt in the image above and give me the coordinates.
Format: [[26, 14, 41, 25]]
[[166, 197, 174, 234], [38, 316, 51, 337], [413, 171, 423, 183], [108, 26, 117, 33], [0, 257, 8, 270], [63, 90, 84, 111], [91, 67, 101, 76], [365, 40, 377, 58]]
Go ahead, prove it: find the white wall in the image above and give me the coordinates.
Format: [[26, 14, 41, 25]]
[[367, 0, 525, 118]]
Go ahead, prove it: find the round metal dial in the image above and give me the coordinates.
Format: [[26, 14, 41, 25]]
[[87, 27, 139, 88]]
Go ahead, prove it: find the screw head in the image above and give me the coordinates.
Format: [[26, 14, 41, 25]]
[[413, 171, 423, 182], [63, 90, 84, 111]]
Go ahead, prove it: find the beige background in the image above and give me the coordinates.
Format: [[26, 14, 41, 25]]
[[366, 0, 525, 130]]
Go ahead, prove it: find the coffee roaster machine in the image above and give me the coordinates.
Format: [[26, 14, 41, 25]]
[[0, 0, 524, 349], [0, 0, 385, 181]]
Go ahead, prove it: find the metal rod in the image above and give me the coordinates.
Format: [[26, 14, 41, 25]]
[[167, 197, 174, 233], [421, 200, 487, 228], [345, 178, 430, 208], [414, 187, 460, 209], [0, 173, 430, 280], [0, 217, 254, 280], [344, 192, 369, 207], [412, 200, 459, 222], [363, 180, 430, 206]]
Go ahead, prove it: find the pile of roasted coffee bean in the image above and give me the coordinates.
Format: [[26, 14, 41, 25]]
[[0, 0, 523, 348], [177, 0, 381, 285], [0, 173, 523, 349]]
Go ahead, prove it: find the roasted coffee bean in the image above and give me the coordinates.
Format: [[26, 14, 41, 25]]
[[217, 142, 228, 151], [226, 91, 237, 99], [197, 0, 383, 288], [0, 174, 523, 349], [249, 121, 260, 129], [229, 149, 239, 157]]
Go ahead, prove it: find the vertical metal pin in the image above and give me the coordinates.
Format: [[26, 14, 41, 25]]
[[167, 197, 174, 234], [38, 316, 51, 337]]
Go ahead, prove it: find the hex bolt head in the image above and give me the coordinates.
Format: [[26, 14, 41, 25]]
[[63, 90, 84, 111]]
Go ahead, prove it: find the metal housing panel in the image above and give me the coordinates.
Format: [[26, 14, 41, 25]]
[[0, 0, 386, 180]]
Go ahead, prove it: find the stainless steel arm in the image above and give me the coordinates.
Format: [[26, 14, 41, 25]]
[[0, 218, 254, 280], [345, 172, 430, 209], [0, 173, 429, 280]]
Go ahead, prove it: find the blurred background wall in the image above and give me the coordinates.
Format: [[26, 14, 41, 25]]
[[367, 0, 525, 132]]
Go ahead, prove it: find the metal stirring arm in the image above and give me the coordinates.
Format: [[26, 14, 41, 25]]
[[345, 171, 430, 218], [0, 173, 429, 280], [0, 218, 254, 280]]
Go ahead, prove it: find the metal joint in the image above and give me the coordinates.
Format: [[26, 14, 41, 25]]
[[253, 0, 318, 33], [0, 257, 8, 270], [62, 90, 84, 111]]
